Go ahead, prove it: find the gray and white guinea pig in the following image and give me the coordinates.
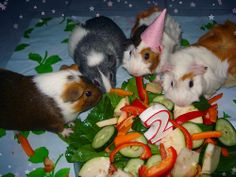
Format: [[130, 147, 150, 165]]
[[68, 16, 127, 93], [162, 21, 236, 107], [122, 6, 181, 77], [0, 65, 102, 137]]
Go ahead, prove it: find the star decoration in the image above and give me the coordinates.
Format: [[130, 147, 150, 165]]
[[65, 1, 69, 5], [96, 13, 100, 17], [0, 3, 6, 10], [107, 1, 113, 7], [208, 14, 214, 20], [217, 0, 222, 5], [13, 24, 19, 29], [41, 11, 45, 15], [232, 8, 236, 14], [89, 6, 95, 11], [19, 14, 23, 19], [61, 13, 65, 17], [117, 0, 120, 2], [42, 0, 46, 3], [33, 5, 37, 9], [179, 1, 183, 5], [174, 8, 178, 14], [26, 0, 30, 2], [51, 9, 56, 13], [190, 2, 196, 7], [128, 3, 133, 8]]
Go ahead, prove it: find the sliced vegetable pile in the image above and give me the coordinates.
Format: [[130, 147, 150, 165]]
[[63, 76, 236, 177]]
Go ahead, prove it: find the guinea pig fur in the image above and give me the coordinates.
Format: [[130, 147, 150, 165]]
[[68, 16, 127, 93], [122, 6, 181, 77], [0, 65, 102, 137], [162, 21, 236, 107]]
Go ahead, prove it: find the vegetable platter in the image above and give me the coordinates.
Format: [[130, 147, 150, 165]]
[[61, 75, 236, 177]]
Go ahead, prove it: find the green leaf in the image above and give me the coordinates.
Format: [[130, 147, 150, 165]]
[[181, 39, 190, 47], [223, 112, 231, 119], [28, 53, 42, 63], [54, 168, 70, 177], [64, 19, 76, 32], [26, 168, 46, 177], [28, 147, 49, 163], [193, 95, 211, 111], [0, 128, 6, 138], [233, 100, 236, 104], [35, 64, 53, 73], [45, 55, 62, 65], [61, 38, 69, 43], [24, 28, 34, 38], [35, 17, 52, 27], [2, 173, 15, 177], [15, 43, 30, 51], [31, 130, 46, 135]]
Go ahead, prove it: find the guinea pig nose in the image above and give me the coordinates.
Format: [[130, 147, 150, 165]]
[[85, 91, 92, 97]]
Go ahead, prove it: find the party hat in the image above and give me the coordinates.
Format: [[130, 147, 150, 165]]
[[140, 8, 167, 53]]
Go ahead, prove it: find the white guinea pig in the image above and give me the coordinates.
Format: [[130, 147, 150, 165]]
[[162, 21, 236, 107]]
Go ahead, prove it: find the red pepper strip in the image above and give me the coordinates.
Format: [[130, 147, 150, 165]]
[[110, 142, 152, 162], [135, 76, 149, 105], [208, 93, 223, 104], [139, 147, 177, 177], [17, 134, 35, 157], [160, 143, 167, 159], [121, 105, 146, 117], [169, 119, 193, 149], [175, 110, 205, 124], [132, 98, 148, 110]]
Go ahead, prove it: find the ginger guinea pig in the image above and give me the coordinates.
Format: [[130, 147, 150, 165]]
[[122, 6, 181, 77], [162, 21, 236, 107], [0, 64, 102, 137]]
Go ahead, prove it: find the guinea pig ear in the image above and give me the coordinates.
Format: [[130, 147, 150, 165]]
[[107, 55, 117, 67], [60, 64, 80, 71], [62, 85, 83, 103], [190, 64, 207, 75], [160, 62, 173, 73]]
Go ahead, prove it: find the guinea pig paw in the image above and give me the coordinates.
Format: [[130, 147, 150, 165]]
[[67, 122, 75, 128], [60, 128, 74, 138]]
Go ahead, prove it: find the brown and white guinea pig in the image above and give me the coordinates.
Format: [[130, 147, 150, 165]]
[[0, 64, 102, 137], [122, 6, 181, 77], [162, 21, 236, 107]]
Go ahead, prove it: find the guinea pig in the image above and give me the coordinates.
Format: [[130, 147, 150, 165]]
[[0, 64, 102, 137], [162, 21, 236, 107], [122, 6, 181, 77], [68, 16, 127, 93]]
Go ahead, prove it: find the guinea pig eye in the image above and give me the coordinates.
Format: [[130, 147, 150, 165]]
[[129, 50, 132, 56], [171, 81, 174, 87], [143, 52, 150, 60], [189, 80, 194, 88], [85, 91, 92, 97]]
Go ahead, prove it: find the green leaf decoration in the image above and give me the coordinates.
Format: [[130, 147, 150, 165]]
[[28, 147, 49, 163], [24, 28, 34, 38], [61, 38, 69, 43], [26, 168, 46, 177], [0, 128, 6, 138], [28, 53, 43, 63], [35, 64, 53, 73], [35, 17, 53, 27], [64, 19, 76, 32], [223, 112, 231, 119], [181, 39, 190, 47], [15, 43, 30, 51], [200, 20, 217, 31], [54, 168, 70, 177], [45, 55, 62, 65], [31, 130, 46, 135], [233, 99, 236, 104], [2, 173, 15, 177]]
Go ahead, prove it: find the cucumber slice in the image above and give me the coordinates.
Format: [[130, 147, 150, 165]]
[[146, 154, 162, 168], [119, 134, 147, 158], [215, 118, 236, 146], [92, 125, 117, 151], [182, 122, 204, 149], [160, 128, 185, 154], [78, 157, 110, 177], [201, 143, 221, 174], [124, 158, 144, 177], [153, 95, 174, 110]]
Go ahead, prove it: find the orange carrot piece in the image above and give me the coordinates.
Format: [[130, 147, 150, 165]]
[[221, 147, 230, 157], [17, 134, 34, 157], [208, 93, 223, 104], [192, 131, 222, 140], [110, 88, 133, 97], [114, 132, 142, 146]]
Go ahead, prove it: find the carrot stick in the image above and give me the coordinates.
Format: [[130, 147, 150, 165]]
[[191, 131, 222, 140], [17, 134, 34, 157], [110, 88, 133, 97], [114, 132, 142, 146], [208, 93, 223, 104], [221, 147, 229, 157]]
